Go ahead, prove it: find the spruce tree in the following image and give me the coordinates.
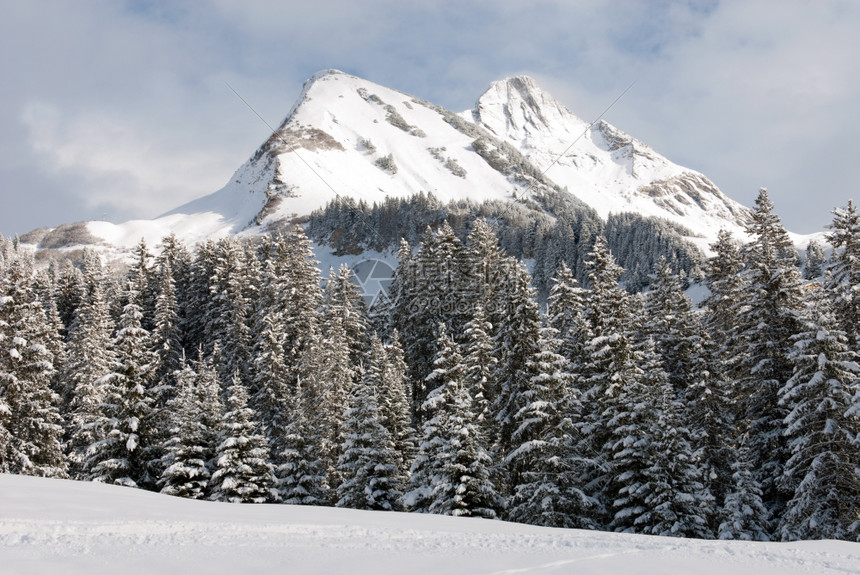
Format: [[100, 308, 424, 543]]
[[647, 257, 733, 527], [506, 328, 593, 528], [462, 305, 497, 435], [159, 359, 212, 499], [0, 258, 67, 477], [632, 377, 711, 538], [734, 189, 803, 519], [546, 261, 589, 373], [87, 281, 158, 488], [392, 223, 472, 408], [250, 308, 292, 469], [777, 286, 860, 541], [151, 259, 183, 391], [126, 239, 157, 330], [278, 227, 325, 374], [324, 264, 370, 369], [194, 352, 224, 493], [826, 200, 860, 350], [64, 266, 116, 478], [718, 440, 770, 541], [420, 326, 502, 518], [209, 371, 276, 503], [277, 380, 328, 505], [298, 318, 353, 498], [576, 235, 638, 524], [803, 239, 826, 280], [701, 229, 745, 359], [491, 259, 543, 465], [207, 238, 254, 385], [336, 360, 404, 511], [374, 334, 417, 477]]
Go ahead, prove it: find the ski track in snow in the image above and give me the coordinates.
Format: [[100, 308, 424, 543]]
[[2, 475, 858, 575]]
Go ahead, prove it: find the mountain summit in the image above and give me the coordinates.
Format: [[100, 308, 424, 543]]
[[24, 70, 751, 252], [472, 76, 750, 240]]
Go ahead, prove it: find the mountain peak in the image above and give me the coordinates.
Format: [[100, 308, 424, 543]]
[[27, 71, 754, 255], [474, 75, 584, 143]]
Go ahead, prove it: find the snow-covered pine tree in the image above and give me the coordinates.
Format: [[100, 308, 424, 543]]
[[599, 330, 712, 538], [734, 189, 804, 519], [126, 238, 157, 332], [465, 218, 507, 320], [63, 260, 116, 479], [546, 261, 590, 374], [634, 376, 712, 538], [250, 308, 292, 470], [182, 239, 217, 357], [392, 224, 472, 409], [192, 351, 223, 496], [298, 315, 353, 499], [278, 227, 325, 373], [576, 235, 638, 524], [700, 230, 745, 358], [52, 258, 84, 342], [151, 258, 183, 393], [777, 284, 860, 541], [87, 279, 158, 488], [206, 237, 254, 385], [388, 237, 426, 407], [336, 356, 404, 511], [209, 371, 276, 503], [324, 264, 370, 370], [0, 258, 67, 477], [404, 327, 450, 513], [645, 258, 701, 397], [491, 259, 543, 467], [506, 327, 594, 528], [645, 257, 733, 528], [462, 305, 497, 437], [277, 379, 328, 505], [826, 200, 860, 350], [155, 233, 193, 335], [374, 334, 417, 478], [802, 239, 826, 280], [38, 289, 67, 401], [718, 439, 770, 541], [158, 359, 211, 499], [408, 325, 502, 518]]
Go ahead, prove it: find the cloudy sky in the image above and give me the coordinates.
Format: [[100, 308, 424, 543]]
[[2, 0, 858, 237]]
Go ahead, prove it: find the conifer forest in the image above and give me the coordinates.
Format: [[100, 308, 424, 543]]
[[1, 189, 859, 542]]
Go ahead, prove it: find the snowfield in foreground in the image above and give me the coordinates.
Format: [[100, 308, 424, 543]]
[[1, 474, 857, 575]]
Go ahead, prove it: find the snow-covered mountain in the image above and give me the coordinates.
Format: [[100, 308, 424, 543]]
[[22, 70, 753, 254], [471, 76, 751, 243]]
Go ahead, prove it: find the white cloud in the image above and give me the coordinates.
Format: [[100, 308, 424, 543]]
[[21, 101, 237, 219]]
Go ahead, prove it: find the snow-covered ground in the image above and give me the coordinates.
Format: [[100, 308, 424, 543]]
[[1, 474, 857, 575]]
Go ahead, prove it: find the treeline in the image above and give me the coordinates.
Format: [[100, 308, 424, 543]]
[[305, 191, 704, 296], [1, 190, 858, 542]]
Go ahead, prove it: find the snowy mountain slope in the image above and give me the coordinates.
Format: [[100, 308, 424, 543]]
[[154, 70, 527, 245], [2, 474, 858, 575], [23, 69, 760, 256], [470, 76, 753, 245]]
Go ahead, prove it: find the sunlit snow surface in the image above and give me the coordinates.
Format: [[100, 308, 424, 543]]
[[2, 475, 857, 575]]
